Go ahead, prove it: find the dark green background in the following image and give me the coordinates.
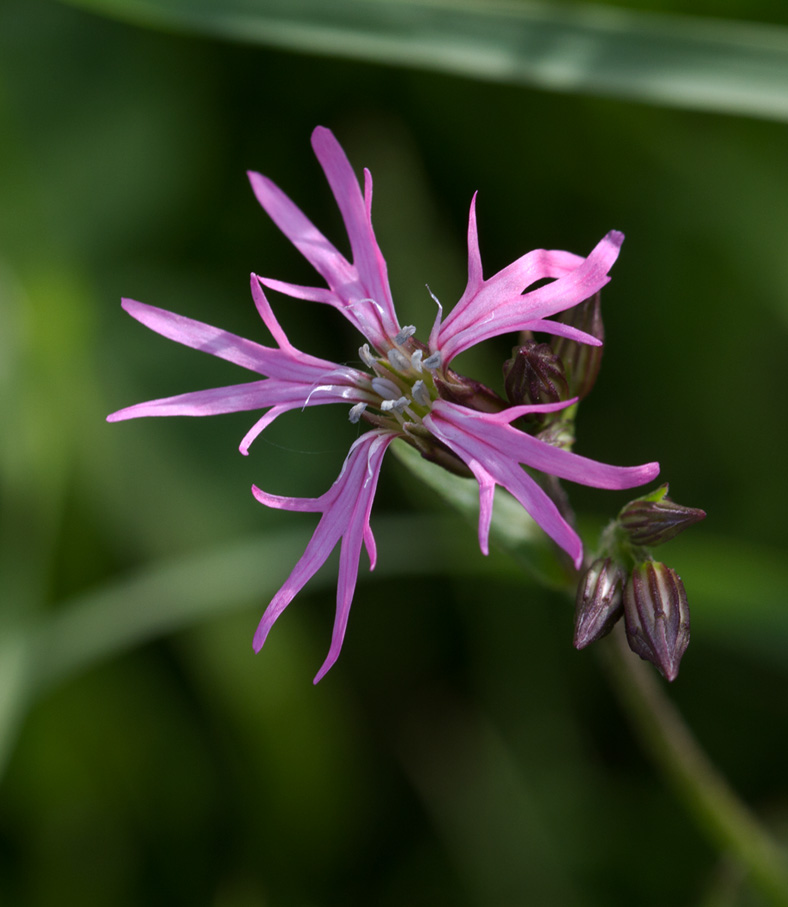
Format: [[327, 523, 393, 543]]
[[2, 0, 788, 903]]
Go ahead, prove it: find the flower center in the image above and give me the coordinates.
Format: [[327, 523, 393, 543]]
[[349, 326, 442, 429]]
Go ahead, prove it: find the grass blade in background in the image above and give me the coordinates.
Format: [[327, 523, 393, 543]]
[[59, 0, 788, 122]]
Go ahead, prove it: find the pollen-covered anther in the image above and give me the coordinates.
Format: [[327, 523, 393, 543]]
[[387, 348, 411, 371], [380, 396, 409, 413], [371, 376, 402, 400], [348, 402, 367, 424], [394, 325, 417, 345], [412, 380, 431, 408], [423, 351, 441, 370], [411, 349, 423, 372]]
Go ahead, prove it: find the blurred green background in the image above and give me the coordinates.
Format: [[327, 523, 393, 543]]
[[2, 0, 788, 904]]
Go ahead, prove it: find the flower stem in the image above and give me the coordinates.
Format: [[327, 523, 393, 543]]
[[601, 624, 788, 906]]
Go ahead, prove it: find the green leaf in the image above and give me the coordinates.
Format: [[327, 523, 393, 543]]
[[58, 0, 788, 122]]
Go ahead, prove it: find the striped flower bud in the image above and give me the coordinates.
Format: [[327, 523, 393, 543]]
[[550, 291, 604, 400], [623, 561, 690, 681], [502, 341, 570, 411], [619, 483, 706, 547], [574, 557, 625, 649]]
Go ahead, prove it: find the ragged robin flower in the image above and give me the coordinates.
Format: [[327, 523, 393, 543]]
[[108, 127, 659, 682]]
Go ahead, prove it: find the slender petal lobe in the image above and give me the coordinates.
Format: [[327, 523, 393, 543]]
[[251, 431, 396, 683], [437, 212, 622, 363], [424, 400, 659, 567]]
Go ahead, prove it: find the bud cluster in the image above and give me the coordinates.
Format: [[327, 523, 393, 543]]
[[442, 282, 704, 682], [573, 484, 705, 680]]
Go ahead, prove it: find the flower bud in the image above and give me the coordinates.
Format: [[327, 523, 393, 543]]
[[434, 370, 507, 414], [619, 484, 706, 547], [550, 292, 604, 400], [574, 557, 625, 649], [502, 341, 570, 410], [623, 561, 690, 681]]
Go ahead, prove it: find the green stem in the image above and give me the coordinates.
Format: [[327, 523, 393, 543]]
[[602, 623, 788, 906]]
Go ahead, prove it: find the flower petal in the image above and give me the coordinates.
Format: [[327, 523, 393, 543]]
[[250, 431, 396, 683], [427, 411, 584, 566], [312, 128, 399, 336], [247, 128, 401, 350], [118, 298, 274, 374], [424, 400, 659, 567], [437, 231, 623, 363], [107, 379, 274, 421], [454, 403, 660, 490]]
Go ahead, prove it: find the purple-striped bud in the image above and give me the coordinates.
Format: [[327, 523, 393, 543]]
[[550, 291, 604, 400], [502, 341, 570, 413], [434, 369, 507, 414], [623, 562, 690, 681], [619, 484, 706, 547], [573, 557, 625, 649]]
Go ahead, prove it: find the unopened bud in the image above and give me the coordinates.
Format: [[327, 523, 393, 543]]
[[623, 561, 690, 681], [502, 341, 569, 410], [551, 292, 604, 399], [619, 484, 706, 547], [536, 418, 575, 452], [574, 557, 625, 649], [434, 370, 506, 414]]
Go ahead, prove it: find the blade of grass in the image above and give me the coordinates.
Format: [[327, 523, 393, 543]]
[[58, 0, 788, 122]]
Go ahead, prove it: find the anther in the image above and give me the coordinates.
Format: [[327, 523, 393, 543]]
[[381, 396, 409, 413], [394, 325, 417, 345], [411, 350, 423, 372], [423, 351, 442, 370], [387, 348, 410, 371], [348, 402, 367, 424], [371, 376, 402, 400], [412, 380, 431, 407]]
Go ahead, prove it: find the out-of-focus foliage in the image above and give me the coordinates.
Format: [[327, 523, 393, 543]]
[[59, 0, 788, 122], [2, 0, 788, 904]]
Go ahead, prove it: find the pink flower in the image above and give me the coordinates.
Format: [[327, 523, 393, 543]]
[[109, 127, 659, 682]]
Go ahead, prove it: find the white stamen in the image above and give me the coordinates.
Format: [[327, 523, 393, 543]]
[[412, 380, 431, 408], [411, 349, 423, 372], [394, 325, 417, 345], [359, 343, 376, 368], [371, 376, 402, 400], [348, 402, 367, 424], [381, 396, 409, 413], [387, 348, 410, 371], [423, 351, 442, 370]]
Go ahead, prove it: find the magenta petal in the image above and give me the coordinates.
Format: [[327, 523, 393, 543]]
[[312, 128, 399, 337], [437, 231, 624, 363], [247, 129, 401, 350], [107, 379, 273, 421], [251, 431, 396, 683], [119, 299, 275, 374], [451, 404, 659, 490], [522, 320, 603, 347], [246, 170, 353, 292], [425, 400, 658, 567], [427, 410, 584, 566]]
